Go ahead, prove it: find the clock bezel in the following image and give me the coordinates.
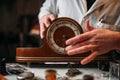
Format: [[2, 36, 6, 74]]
[[46, 17, 83, 55]]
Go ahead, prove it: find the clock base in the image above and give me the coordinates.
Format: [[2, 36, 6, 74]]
[[16, 47, 109, 62]]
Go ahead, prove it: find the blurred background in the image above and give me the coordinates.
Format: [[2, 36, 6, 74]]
[[0, 0, 45, 62]]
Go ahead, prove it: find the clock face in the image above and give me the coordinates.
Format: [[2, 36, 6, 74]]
[[46, 17, 83, 55]]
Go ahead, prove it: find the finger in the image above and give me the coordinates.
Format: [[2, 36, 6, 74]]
[[67, 44, 96, 55], [44, 18, 51, 28], [66, 40, 89, 51], [49, 14, 56, 21], [85, 20, 95, 31], [81, 51, 98, 65], [40, 22, 46, 39], [66, 32, 93, 45]]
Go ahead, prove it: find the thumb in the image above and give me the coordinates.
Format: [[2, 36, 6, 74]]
[[85, 20, 95, 31], [49, 14, 56, 21]]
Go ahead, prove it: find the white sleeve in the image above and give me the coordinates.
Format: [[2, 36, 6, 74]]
[[38, 0, 57, 20]]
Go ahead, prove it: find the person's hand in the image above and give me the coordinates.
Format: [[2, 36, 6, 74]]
[[65, 20, 120, 65], [40, 14, 56, 39]]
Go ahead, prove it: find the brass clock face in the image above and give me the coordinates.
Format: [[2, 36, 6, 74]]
[[46, 17, 83, 55]]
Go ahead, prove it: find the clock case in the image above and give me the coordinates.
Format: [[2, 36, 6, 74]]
[[16, 17, 108, 62]]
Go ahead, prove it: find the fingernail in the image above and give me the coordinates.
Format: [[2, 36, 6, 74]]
[[65, 46, 72, 51], [81, 60, 86, 65], [46, 24, 50, 28], [65, 47, 69, 51], [65, 40, 69, 45], [41, 35, 43, 39], [67, 51, 72, 56]]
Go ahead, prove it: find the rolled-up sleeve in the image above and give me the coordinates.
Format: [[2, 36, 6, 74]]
[[38, 0, 57, 20]]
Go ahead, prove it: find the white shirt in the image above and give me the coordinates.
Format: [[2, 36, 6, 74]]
[[38, 0, 87, 25], [38, 0, 120, 32]]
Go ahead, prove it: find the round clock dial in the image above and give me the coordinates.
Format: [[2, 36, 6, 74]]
[[46, 17, 83, 55]]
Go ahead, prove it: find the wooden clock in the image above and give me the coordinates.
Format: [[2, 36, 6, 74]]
[[16, 17, 108, 62]]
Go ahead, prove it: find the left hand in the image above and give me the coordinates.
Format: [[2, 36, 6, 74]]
[[65, 20, 120, 65]]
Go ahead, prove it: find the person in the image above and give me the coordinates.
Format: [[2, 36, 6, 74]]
[[38, 0, 120, 65]]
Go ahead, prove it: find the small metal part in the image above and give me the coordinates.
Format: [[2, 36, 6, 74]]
[[17, 72, 34, 80], [66, 68, 82, 77], [83, 74, 94, 80], [57, 76, 69, 80]]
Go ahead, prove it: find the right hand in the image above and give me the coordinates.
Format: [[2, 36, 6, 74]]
[[40, 14, 56, 39]]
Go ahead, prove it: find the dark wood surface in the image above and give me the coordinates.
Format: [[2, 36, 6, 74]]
[[16, 46, 109, 62]]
